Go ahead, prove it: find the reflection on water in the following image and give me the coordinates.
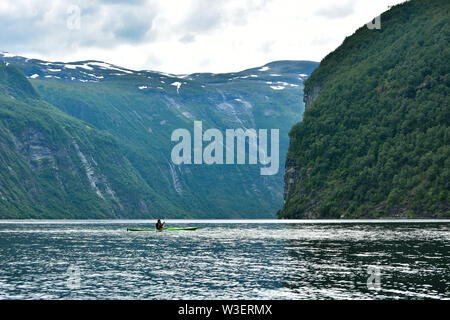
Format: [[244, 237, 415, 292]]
[[0, 220, 448, 299]]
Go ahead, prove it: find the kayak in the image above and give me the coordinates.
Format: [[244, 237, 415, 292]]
[[127, 227, 199, 231]]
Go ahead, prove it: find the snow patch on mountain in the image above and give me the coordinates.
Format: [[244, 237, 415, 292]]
[[267, 81, 298, 88], [87, 62, 133, 74], [84, 73, 104, 79], [64, 64, 94, 71], [171, 81, 182, 94]]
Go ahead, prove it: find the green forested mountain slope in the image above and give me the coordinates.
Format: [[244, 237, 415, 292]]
[[0, 65, 171, 218], [0, 55, 318, 218], [280, 0, 449, 218]]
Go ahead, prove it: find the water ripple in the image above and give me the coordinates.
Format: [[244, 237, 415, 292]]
[[0, 220, 448, 299]]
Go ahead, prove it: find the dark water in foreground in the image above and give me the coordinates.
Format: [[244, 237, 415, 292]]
[[0, 220, 449, 299]]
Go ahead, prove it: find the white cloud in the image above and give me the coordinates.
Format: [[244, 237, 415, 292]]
[[0, 0, 406, 74], [315, 0, 356, 19]]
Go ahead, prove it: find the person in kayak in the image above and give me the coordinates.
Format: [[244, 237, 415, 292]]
[[155, 219, 166, 230]]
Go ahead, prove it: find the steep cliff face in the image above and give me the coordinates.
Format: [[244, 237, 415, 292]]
[[303, 85, 322, 109], [280, 0, 450, 219], [0, 65, 159, 218], [282, 83, 321, 205], [283, 158, 298, 202]]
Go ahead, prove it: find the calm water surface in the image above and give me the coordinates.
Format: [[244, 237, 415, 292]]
[[0, 220, 449, 299]]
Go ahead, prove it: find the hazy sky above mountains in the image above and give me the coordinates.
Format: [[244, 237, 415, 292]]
[[0, 0, 406, 74]]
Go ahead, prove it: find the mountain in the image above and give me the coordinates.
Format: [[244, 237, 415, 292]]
[[280, 0, 449, 219], [0, 65, 165, 219], [0, 54, 318, 218]]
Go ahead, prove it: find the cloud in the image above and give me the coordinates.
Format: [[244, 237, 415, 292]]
[[0, 0, 159, 53], [143, 53, 163, 70], [97, 0, 145, 4], [315, 1, 356, 19], [0, 0, 406, 74], [179, 34, 196, 44], [175, 0, 269, 35], [111, 11, 156, 43], [180, 3, 225, 33], [260, 40, 275, 54]]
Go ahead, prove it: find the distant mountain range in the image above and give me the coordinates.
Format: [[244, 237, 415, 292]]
[[0, 53, 318, 218]]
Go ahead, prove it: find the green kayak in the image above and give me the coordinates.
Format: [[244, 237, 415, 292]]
[[127, 227, 199, 231]]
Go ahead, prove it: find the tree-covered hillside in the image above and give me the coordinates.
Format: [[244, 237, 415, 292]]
[[0, 65, 169, 218], [280, 0, 449, 218]]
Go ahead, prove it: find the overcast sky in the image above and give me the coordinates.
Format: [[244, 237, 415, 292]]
[[0, 0, 406, 74]]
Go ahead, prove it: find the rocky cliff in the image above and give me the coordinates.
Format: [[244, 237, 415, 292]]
[[303, 85, 322, 109]]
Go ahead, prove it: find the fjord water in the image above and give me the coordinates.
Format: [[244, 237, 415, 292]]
[[0, 220, 448, 299]]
